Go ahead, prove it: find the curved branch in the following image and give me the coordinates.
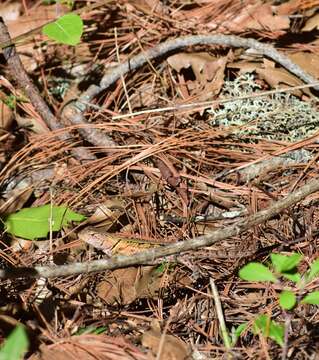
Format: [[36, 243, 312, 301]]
[[62, 34, 319, 147]]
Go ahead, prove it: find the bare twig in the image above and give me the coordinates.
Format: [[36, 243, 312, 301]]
[[210, 278, 232, 354], [62, 34, 319, 147], [0, 178, 318, 279], [0, 17, 94, 162], [281, 313, 291, 360]]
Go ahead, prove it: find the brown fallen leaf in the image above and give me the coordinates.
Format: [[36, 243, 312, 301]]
[[6, 4, 69, 71], [0, 2, 21, 22], [86, 199, 125, 226], [28, 334, 149, 360], [0, 186, 33, 216], [142, 321, 190, 360], [167, 52, 229, 100], [7, 4, 69, 39], [275, 0, 316, 15], [302, 12, 319, 31], [227, 60, 261, 74], [219, 3, 289, 33], [168, 52, 218, 83], [131, 0, 168, 15], [97, 265, 167, 305], [0, 101, 13, 130], [15, 114, 50, 134], [289, 52, 319, 79], [129, 83, 158, 109], [256, 64, 311, 97], [243, 3, 290, 31], [168, 52, 226, 81]]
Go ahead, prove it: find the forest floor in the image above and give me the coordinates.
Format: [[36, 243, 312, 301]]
[[1, 0, 319, 359]]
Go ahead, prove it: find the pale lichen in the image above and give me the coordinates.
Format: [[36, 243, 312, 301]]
[[209, 73, 319, 142]]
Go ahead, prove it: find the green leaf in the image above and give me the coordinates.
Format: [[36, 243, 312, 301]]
[[5, 204, 86, 240], [271, 253, 302, 273], [231, 323, 248, 346], [301, 291, 319, 305], [234, 323, 247, 337], [253, 314, 268, 333], [282, 272, 301, 284], [307, 258, 319, 282], [75, 325, 107, 335], [239, 262, 277, 282], [0, 326, 28, 360], [42, 13, 83, 45], [279, 290, 296, 310], [268, 321, 284, 347], [155, 263, 166, 274], [253, 315, 284, 346]]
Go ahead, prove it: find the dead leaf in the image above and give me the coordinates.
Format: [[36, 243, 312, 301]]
[[0, 186, 33, 216], [16, 114, 50, 134], [6, 4, 69, 71], [302, 12, 319, 31], [289, 52, 319, 78], [275, 0, 319, 15], [28, 334, 148, 360], [244, 4, 290, 31], [142, 322, 190, 360], [167, 52, 229, 99], [86, 199, 125, 226], [130, 0, 168, 15], [168, 52, 224, 83], [276, 0, 302, 15], [0, 101, 13, 130], [256, 66, 309, 97], [129, 83, 158, 109], [7, 4, 69, 39], [0, 2, 21, 22], [219, 3, 289, 33], [227, 60, 261, 74], [97, 265, 165, 305], [97, 268, 139, 305]]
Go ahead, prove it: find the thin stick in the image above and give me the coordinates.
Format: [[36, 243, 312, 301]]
[[0, 178, 318, 279], [281, 313, 291, 360], [114, 27, 133, 115], [210, 278, 232, 353]]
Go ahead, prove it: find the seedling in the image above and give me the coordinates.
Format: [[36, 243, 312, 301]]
[[3, 204, 86, 240], [235, 253, 319, 346], [75, 325, 107, 336], [1, 94, 28, 110], [0, 325, 28, 360], [42, 13, 83, 46]]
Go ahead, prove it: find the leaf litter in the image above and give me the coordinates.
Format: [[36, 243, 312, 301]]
[[0, 0, 319, 359]]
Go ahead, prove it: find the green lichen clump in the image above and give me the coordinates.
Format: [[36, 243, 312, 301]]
[[209, 73, 319, 142]]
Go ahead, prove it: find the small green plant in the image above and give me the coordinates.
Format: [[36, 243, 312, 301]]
[[40, 0, 82, 46], [2, 94, 17, 110], [42, 13, 83, 46], [235, 253, 319, 346], [1, 94, 28, 110], [75, 325, 107, 335], [0, 326, 28, 360], [3, 204, 86, 240]]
